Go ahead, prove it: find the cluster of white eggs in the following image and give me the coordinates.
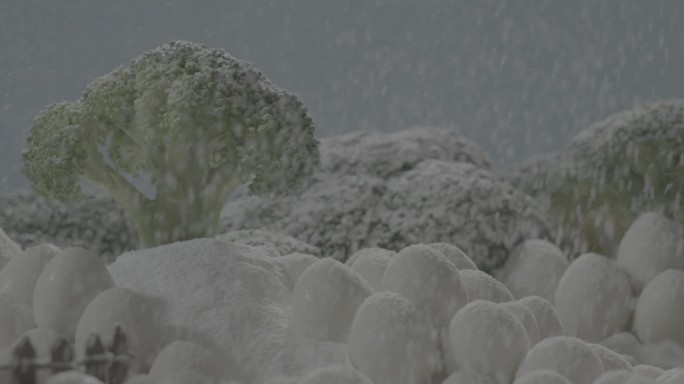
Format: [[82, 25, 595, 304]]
[[0, 242, 230, 384], [281, 211, 684, 384]]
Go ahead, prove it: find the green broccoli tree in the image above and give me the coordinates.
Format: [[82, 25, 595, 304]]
[[23, 41, 319, 248]]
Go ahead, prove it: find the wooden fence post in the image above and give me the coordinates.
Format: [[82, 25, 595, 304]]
[[12, 337, 36, 384], [85, 334, 108, 383], [108, 325, 129, 384], [50, 338, 74, 375]]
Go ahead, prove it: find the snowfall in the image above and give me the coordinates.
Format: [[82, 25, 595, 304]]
[[1, 119, 684, 384]]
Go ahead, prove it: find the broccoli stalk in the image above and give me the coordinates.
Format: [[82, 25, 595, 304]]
[[22, 41, 319, 249]]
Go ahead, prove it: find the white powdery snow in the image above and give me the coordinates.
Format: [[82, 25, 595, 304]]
[[617, 212, 684, 293], [217, 228, 321, 257], [348, 292, 438, 384], [495, 239, 568, 301], [0, 244, 59, 308], [593, 370, 647, 384], [657, 368, 684, 384], [33, 247, 114, 340], [633, 269, 684, 346], [458, 269, 513, 304], [634, 365, 666, 380], [515, 336, 604, 384], [291, 258, 372, 343], [447, 300, 530, 382], [380, 243, 469, 329], [107, 239, 345, 383], [554, 253, 634, 342], [517, 296, 564, 340]]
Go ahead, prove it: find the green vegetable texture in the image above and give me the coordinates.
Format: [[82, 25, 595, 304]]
[[23, 41, 320, 248]]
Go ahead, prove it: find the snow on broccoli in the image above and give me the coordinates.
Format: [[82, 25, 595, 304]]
[[22, 40, 320, 248], [507, 100, 684, 258]]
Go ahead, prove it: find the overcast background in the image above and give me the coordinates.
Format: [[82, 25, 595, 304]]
[[1, 0, 683, 193]]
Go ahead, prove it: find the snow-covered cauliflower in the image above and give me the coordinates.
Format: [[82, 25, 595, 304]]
[[222, 158, 550, 272], [217, 228, 321, 257], [22, 40, 319, 249], [507, 100, 684, 258], [319, 126, 490, 179], [0, 190, 137, 262]]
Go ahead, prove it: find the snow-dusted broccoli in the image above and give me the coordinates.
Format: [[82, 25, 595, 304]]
[[507, 100, 684, 258], [0, 190, 137, 262], [22, 41, 319, 248], [221, 159, 550, 271], [319, 126, 490, 179]]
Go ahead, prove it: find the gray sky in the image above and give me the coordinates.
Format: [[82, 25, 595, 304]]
[[1, 0, 683, 193]]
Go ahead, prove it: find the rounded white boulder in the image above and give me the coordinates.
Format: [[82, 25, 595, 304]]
[[589, 343, 634, 372], [442, 370, 496, 384], [0, 227, 22, 270], [0, 293, 35, 347], [45, 370, 104, 384], [448, 300, 530, 382], [348, 292, 437, 384], [616, 212, 684, 293], [380, 244, 469, 328], [459, 269, 513, 303], [428, 243, 478, 270], [272, 252, 318, 290], [496, 239, 568, 301], [76, 287, 160, 370], [515, 336, 604, 384], [501, 301, 541, 346], [350, 248, 394, 291], [513, 369, 572, 384], [291, 258, 372, 342], [633, 269, 684, 345], [0, 244, 59, 307], [149, 340, 221, 380], [554, 253, 634, 342], [518, 296, 564, 339], [300, 364, 373, 384], [33, 247, 114, 339]]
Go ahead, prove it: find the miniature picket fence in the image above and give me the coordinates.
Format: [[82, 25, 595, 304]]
[[0, 325, 132, 384]]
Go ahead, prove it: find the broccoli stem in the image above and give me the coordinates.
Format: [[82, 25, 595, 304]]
[[132, 198, 223, 248]]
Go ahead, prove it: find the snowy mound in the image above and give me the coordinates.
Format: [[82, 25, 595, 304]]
[[0, 293, 34, 347], [272, 252, 319, 290], [589, 343, 634, 372], [514, 369, 572, 384], [299, 364, 373, 384], [496, 239, 568, 301], [427, 242, 478, 270], [517, 296, 564, 342], [148, 340, 222, 381], [319, 126, 490, 178], [217, 228, 321, 257], [107, 239, 342, 383], [442, 370, 496, 384], [348, 247, 395, 291], [554, 253, 634, 342], [507, 100, 684, 258], [616, 212, 684, 293], [458, 269, 514, 303], [0, 244, 59, 308], [501, 301, 541, 346], [0, 191, 138, 263]]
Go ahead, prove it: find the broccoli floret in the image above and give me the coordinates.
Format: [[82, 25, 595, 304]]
[[507, 100, 684, 258], [22, 41, 319, 248]]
